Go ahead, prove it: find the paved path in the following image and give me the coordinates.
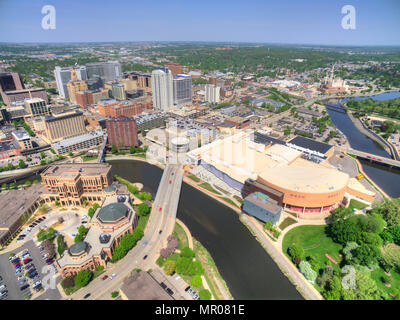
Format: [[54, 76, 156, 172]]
[[241, 214, 323, 300]]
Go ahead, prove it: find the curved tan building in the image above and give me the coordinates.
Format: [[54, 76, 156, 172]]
[[257, 164, 349, 213]]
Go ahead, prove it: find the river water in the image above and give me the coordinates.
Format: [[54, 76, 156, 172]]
[[109, 159, 302, 300], [326, 91, 400, 198]]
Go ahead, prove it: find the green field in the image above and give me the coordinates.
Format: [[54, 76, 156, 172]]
[[348, 199, 369, 211], [282, 225, 343, 270], [173, 222, 189, 250], [188, 175, 200, 182], [199, 183, 220, 195]]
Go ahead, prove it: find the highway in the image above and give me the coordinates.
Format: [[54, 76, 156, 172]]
[[67, 163, 183, 300]]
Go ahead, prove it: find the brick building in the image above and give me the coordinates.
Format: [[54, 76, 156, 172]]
[[106, 117, 139, 150]]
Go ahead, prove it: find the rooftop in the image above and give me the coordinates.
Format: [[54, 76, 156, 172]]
[[97, 202, 129, 223], [52, 130, 104, 150], [120, 271, 173, 300], [287, 136, 333, 155], [42, 163, 111, 178]]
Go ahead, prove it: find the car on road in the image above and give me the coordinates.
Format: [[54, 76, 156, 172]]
[[83, 293, 91, 299], [169, 180, 171, 184], [102, 275, 108, 280], [159, 207, 162, 212], [143, 255, 148, 260], [159, 230, 162, 234], [109, 273, 116, 279]]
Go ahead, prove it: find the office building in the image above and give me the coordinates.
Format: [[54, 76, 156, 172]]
[[54, 65, 87, 99], [151, 68, 173, 111], [24, 97, 49, 116], [1, 88, 48, 106], [111, 83, 126, 101], [97, 98, 150, 118], [205, 84, 220, 103], [12, 129, 33, 150], [75, 90, 95, 108], [52, 130, 105, 154], [67, 68, 88, 104], [173, 74, 192, 106], [106, 117, 139, 149], [86, 61, 122, 82], [44, 109, 86, 142]]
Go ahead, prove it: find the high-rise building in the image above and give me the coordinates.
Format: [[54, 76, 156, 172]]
[[165, 63, 183, 75], [24, 97, 49, 116], [86, 61, 122, 82], [173, 74, 192, 107], [75, 91, 95, 108], [66, 68, 88, 104], [97, 98, 151, 118], [54, 66, 87, 99], [111, 83, 126, 101], [106, 117, 139, 149], [151, 68, 173, 111], [44, 109, 87, 142], [205, 84, 220, 103]]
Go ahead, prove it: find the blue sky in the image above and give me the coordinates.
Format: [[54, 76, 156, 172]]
[[0, 0, 399, 45]]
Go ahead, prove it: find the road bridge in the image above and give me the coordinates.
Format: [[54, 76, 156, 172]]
[[339, 147, 400, 170]]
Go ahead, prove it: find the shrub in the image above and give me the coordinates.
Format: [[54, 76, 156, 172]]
[[180, 246, 195, 259], [299, 261, 317, 283], [288, 244, 304, 263], [191, 275, 202, 287], [163, 260, 176, 275], [137, 203, 150, 216], [111, 291, 119, 298]]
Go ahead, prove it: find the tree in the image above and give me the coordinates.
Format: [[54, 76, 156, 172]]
[[129, 146, 135, 154], [191, 275, 202, 287], [163, 260, 176, 275], [111, 144, 118, 153], [74, 269, 93, 288], [343, 242, 359, 263], [40, 151, 46, 159], [353, 244, 381, 266], [137, 203, 150, 216], [18, 159, 27, 169], [176, 257, 191, 275], [342, 271, 383, 300], [360, 232, 383, 247], [299, 261, 317, 283], [111, 291, 119, 298], [371, 198, 400, 227], [180, 246, 195, 259], [88, 207, 95, 218], [264, 220, 273, 230], [199, 289, 212, 300], [380, 230, 394, 244], [288, 244, 304, 264], [57, 234, 67, 256], [74, 233, 84, 243], [388, 225, 400, 243], [138, 192, 152, 201], [40, 160, 46, 165]]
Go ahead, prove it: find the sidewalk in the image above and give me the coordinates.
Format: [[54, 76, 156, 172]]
[[241, 214, 323, 300]]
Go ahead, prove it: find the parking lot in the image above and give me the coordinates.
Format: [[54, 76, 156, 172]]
[[151, 268, 197, 300], [0, 240, 61, 300]]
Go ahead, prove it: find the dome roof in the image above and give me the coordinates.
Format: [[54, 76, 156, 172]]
[[68, 241, 88, 256], [97, 202, 129, 223]]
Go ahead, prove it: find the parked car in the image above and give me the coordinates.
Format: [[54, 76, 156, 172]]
[[20, 284, 29, 291], [143, 255, 148, 260], [160, 282, 167, 289], [184, 286, 191, 292], [102, 275, 108, 280], [19, 279, 27, 286], [31, 275, 39, 281], [46, 260, 54, 265], [166, 288, 174, 295], [83, 293, 91, 299]]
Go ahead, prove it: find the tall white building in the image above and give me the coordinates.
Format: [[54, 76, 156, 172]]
[[173, 74, 192, 107], [54, 66, 87, 99], [205, 84, 220, 104], [151, 68, 173, 111]]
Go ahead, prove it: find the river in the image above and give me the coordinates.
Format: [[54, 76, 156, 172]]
[[326, 91, 400, 198], [109, 159, 302, 300]]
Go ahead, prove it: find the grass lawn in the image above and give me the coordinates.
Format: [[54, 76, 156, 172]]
[[349, 199, 369, 211], [199, 183, 220, 195], [188, 175, 200, 182], [221, 197, 240, 208], [279, 217, 297, 230], [137, 215, 149, 231], [382, 243, 400, 268], [173, 222, 189, 250], [282, 225, 343, 271], [370, 267, 400, 299]]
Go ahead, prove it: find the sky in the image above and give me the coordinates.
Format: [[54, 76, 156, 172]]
[[0, 0, 399, 46]]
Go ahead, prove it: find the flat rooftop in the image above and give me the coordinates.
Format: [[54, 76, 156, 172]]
[[42, 163, 111, 178], [0, 184, 46, 230], [288, 136, 333, 155], [120, 271, 173, 300]]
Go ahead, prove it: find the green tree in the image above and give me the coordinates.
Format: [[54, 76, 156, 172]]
[[88, 207, 95, 218], [288, 244, 304, 263], [163, 260, 176, 275], [180, 246, 195, 259], [353, 244, 381, 266], [199, 289, 212, 300], [191, 275, 202, 287], [264, 220, 273, 230], [111, 291, 119, 298], [18, 159, 27, 169], [74, 269, 93, 288], [40, 151, 46, 159], [299, 261, 317, 283], [111, 144, 118, 153], [137, 203, 150, 216]]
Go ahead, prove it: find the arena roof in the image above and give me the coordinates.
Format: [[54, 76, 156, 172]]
[[257, 161, 349, 194]]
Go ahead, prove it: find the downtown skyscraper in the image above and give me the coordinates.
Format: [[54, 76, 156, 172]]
[[151, 67, 173, 111]]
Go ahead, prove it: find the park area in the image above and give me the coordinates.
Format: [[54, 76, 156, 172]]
[[283, 225, 343, 271]]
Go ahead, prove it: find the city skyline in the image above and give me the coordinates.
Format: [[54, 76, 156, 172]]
[[0, 0, 399, 46]]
